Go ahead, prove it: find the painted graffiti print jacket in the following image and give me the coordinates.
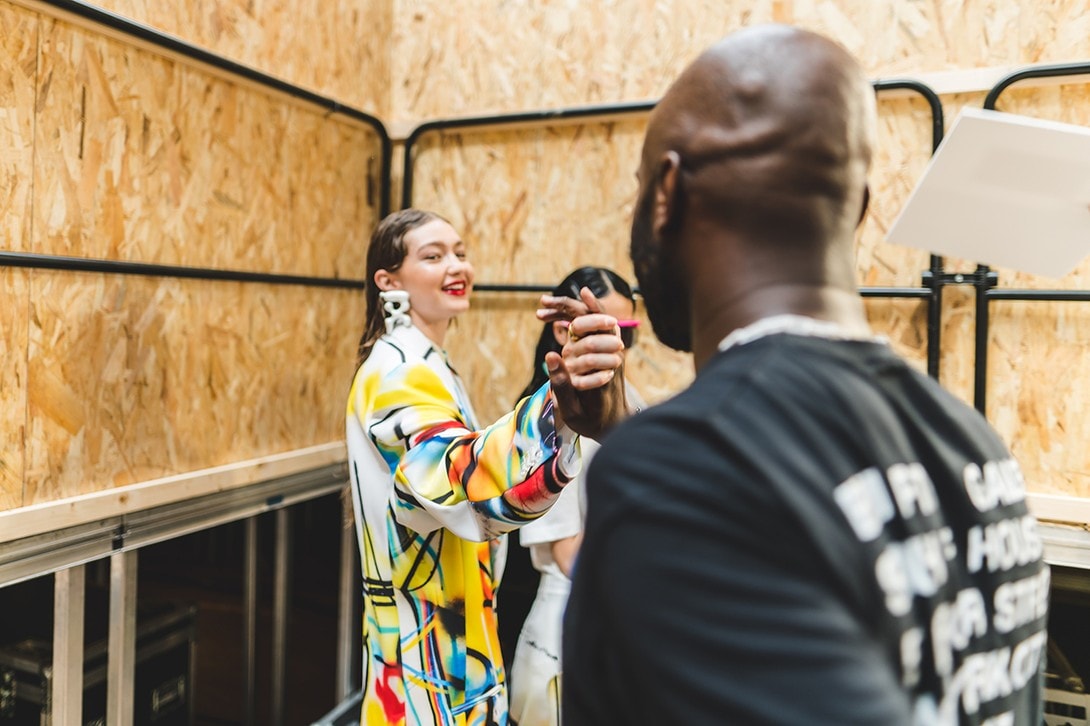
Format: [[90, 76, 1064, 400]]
[[346, 323, 578, 726]]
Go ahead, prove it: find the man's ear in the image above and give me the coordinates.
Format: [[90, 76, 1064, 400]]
[[857, 184, 871, 227], [652, 151, 682, 238], [373, 269, 398, 291]]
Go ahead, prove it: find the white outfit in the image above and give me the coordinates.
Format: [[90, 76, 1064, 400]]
[[508, 440, 596, 726], [508, 383, 643, 726]]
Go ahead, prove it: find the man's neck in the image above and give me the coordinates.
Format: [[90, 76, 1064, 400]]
[[690, 283, 870, 371]]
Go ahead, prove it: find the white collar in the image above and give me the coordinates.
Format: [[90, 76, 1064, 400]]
[[386, 322, 444, 359], [717, 314, 884, 354]]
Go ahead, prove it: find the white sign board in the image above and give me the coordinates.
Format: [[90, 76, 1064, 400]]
[[886, 107, 1090, 279]]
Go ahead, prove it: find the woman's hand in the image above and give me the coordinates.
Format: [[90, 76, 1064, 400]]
[[538, 288, 627, 439]]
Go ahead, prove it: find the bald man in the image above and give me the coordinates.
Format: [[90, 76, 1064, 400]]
[[562, 25, 1047, 725]]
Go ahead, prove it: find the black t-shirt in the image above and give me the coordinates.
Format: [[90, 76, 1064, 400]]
[[563, 334, 1047, 725]]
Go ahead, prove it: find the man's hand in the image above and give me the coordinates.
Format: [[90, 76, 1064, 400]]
[[538, 287, 628, 440]]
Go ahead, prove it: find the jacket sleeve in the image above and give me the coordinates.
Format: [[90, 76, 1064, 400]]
[[358, 359, 580, 541]]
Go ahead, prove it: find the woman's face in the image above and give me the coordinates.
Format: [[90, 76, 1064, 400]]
[[379, 219, 475, 328]]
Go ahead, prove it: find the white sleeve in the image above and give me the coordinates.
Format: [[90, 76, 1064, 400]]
[[519, 439, 599, 547]]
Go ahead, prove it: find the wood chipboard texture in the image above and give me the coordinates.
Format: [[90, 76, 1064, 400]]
[[24, 272, 364, 504], [0, 4, 37, 510], [965, 84, 1090, 498], [390, 1, 1088, 124], [32, 20, 377, 277], [398, 1, 1090, 499], [413, 93, 938, 426], [87, 0, 392, 115], [1, 5, 377, 510]]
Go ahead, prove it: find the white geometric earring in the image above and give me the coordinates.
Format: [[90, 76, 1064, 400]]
[[380, 290, 411, 333]]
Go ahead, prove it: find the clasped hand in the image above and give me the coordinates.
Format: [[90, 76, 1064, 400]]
[[536, 287, 628, 441]]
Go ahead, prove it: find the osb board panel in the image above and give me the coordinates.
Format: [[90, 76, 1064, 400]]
[[85, 0, 391, 115], [1021, 0, 1090, 65], [0, 269, 29, 510], [410, 121, 645, 288], [392, 0, 775, 120], [391, 0, 1052, 122], [0, 3, 36, 254], [412, 95, 937, 422], [288, 111, 378, 280], [0, 5, 37, 509], [787, 0, 1021, 73], [21, 272, 363, 507], [959, 84, 1090, 498], [857, 95, 938, 289], [862, 298, 928, 373], [987, 302, 1090, 499], [32, 19, 375, 279]]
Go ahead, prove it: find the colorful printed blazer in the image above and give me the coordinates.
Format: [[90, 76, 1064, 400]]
[[346, 323, 577, 725]]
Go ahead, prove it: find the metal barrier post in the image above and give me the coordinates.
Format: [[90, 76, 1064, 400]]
[[106, 550, 138, 726], [52, 565, 86, 726], [335, 493, 357, 701], [244, 516, 259, 726], [272, 508, 292, 726]]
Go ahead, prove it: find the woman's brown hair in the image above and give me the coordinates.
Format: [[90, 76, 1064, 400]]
[[355, 209, 448, 364]]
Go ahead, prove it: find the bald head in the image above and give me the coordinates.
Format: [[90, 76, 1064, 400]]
[[630, 25, 877, 360], [644, 25, 875, 244]]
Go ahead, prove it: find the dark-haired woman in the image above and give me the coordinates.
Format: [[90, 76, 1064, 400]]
[[508, 267, 644, 726]]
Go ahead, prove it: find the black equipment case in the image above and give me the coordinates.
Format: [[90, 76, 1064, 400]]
[[0, 604, 196, 725]]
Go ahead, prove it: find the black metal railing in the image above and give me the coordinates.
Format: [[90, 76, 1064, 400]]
[[0, 0, 389, 290], [0, 251, 366, 289], [401, 80, 947, 377], [972, 62, 1090, 415]]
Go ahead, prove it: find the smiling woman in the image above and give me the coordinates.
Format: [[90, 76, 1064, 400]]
[[343, 209, 624, 726], [370, 216, 475, 347]]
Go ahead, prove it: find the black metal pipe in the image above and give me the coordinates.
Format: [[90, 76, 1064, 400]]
[[871, 79, 945, 154], [37, 0, 392, 216], [400, 100, 657, 209], [983, 61, 1090, 112], [475, 284, 932, 298], [972, 62, 1090, 415], [399, 80, 946, 376], [869, 80, 946, 379], [0, 251, 365, 290], [925, 255, 944, 379], [987, 289, 1090, 302], [400, 80, 945, 209], [973, 265, 992, 415], [970, 276, 994, 411]]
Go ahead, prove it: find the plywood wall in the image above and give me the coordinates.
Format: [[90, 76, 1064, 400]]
[[85, 0, 392, 115], [412, 87, 939, 425], [1, 3, 379, 510], [390, 0, 1090, 124], [24, 275, 362, 503], [0, 4, 38, 510], [424, 94, 937, 427], [971, 84, 1090, 498], [31, 18, 377, 276], [393, 0, 1090, 501], [7, 0, 1090, 512]]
